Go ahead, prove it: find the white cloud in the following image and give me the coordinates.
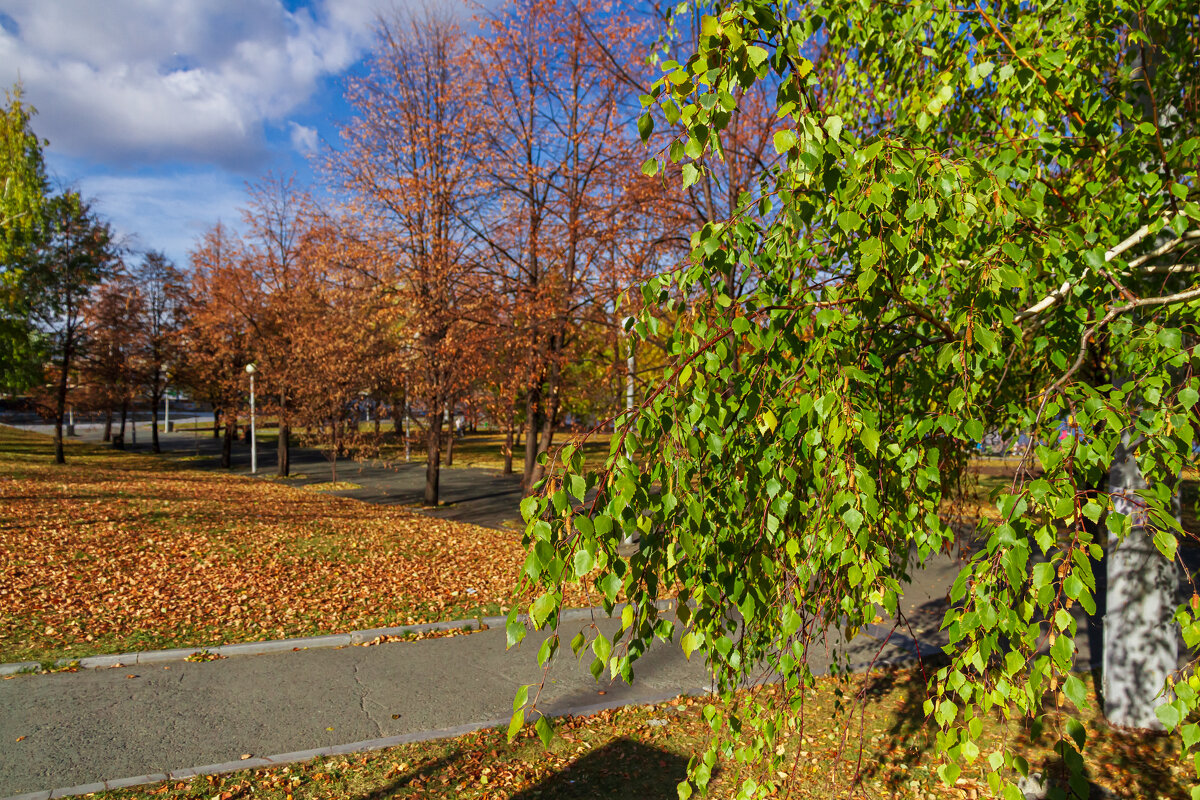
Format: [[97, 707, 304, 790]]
[[59, 165, 250, 266], [3, 0, 483, 263], [0, 0, 384, 168], [288, 121, 319, 155]]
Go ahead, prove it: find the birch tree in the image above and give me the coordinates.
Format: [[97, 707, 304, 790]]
[[514, 1, 1200, 797]]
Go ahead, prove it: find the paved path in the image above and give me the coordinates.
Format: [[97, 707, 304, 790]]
[[6, 417, 526, 531], [0, 608, 948, 798]]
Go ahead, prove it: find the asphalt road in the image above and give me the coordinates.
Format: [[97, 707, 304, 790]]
[[5, 416, 526, 531], [0, 609, 944, 797]]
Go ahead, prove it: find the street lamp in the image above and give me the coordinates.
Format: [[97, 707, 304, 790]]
[[246, 363, 257, 474]]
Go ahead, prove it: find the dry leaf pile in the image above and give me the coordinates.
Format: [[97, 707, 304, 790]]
[[0, 428, 526, 663]]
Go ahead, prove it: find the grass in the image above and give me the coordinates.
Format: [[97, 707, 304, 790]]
[[92, 668, 1196, 800], [305, 481, 364, 492], [0, 425, 532, 664]]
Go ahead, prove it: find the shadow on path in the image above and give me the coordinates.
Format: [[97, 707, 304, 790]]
[[19, 420, 528, 531]]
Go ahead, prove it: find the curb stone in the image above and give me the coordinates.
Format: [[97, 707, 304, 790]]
[[0, 600, 678, 677]]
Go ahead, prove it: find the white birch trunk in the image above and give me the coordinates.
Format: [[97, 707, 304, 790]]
[[1103, 434, 1179, 728]]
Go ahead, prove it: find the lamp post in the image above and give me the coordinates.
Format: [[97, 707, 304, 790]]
[[246, 363, 257, 474]]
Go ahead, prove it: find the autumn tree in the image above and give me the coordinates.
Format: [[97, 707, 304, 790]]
[[236, 175, 318, 477], [17, 193, 118, 463], [79, 269, 143, 445], [179, 223, 251, 468], [333, 9, 489, 506], [467, 0, 677, 491], [515, 1, 1200, 797], [286, 221, 389, 484]]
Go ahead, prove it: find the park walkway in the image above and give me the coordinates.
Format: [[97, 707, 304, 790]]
[[5, 417, 526, 530], [0, 607, 947, 798]]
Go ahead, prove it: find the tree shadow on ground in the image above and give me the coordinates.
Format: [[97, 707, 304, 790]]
[[350, 752, 463, 800], [852, 655, 944, 796], [1020, 725, 1193, 800], [510, 737, 689, 800]]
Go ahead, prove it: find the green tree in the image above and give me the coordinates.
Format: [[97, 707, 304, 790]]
[[513, 1, 1200, 797], [0, 83, 50, 393], [21, 193, 119, 463]]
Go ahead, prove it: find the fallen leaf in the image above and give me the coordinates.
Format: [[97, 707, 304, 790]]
[[0, 426, 559, 665]]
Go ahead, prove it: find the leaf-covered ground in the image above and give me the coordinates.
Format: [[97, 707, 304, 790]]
[[0, 426, 529, 664], [94, 669, 1195, 800]]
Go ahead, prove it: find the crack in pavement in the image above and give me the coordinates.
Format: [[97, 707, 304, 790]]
[[352, 659, 384, 738]]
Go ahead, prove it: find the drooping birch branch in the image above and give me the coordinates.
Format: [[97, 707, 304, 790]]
[[1015, 215, 1193, 323]]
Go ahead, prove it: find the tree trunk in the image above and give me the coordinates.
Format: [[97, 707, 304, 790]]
[[425, 407, 443, 507], [1101, 10, 1183, 732], [151, 395, 161, 454], [1103, 438, 1180, 729], [277, 387, 289, 477], [527, 360, 561, 489], [115, 401, 128, 450], [503, 405, 515, 475], [103, 408, 112, 442], [522, 386, 541, 491], [529, 389, 559, 488], [330, 421, 338, 485], [53, 356, 68, 464], [446, 427, 455, 467], [222, 419, 234, 468], [212, 409, 221, 438], [278, 423, 290, 478]]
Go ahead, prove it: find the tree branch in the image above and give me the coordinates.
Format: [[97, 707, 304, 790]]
[[1014, 215, 1190, 323]]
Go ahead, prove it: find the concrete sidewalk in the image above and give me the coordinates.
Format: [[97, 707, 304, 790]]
[[0, 607, 939, 799]]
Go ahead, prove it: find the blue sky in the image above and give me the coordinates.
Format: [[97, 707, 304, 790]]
[[0, 0, 472, 267]]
